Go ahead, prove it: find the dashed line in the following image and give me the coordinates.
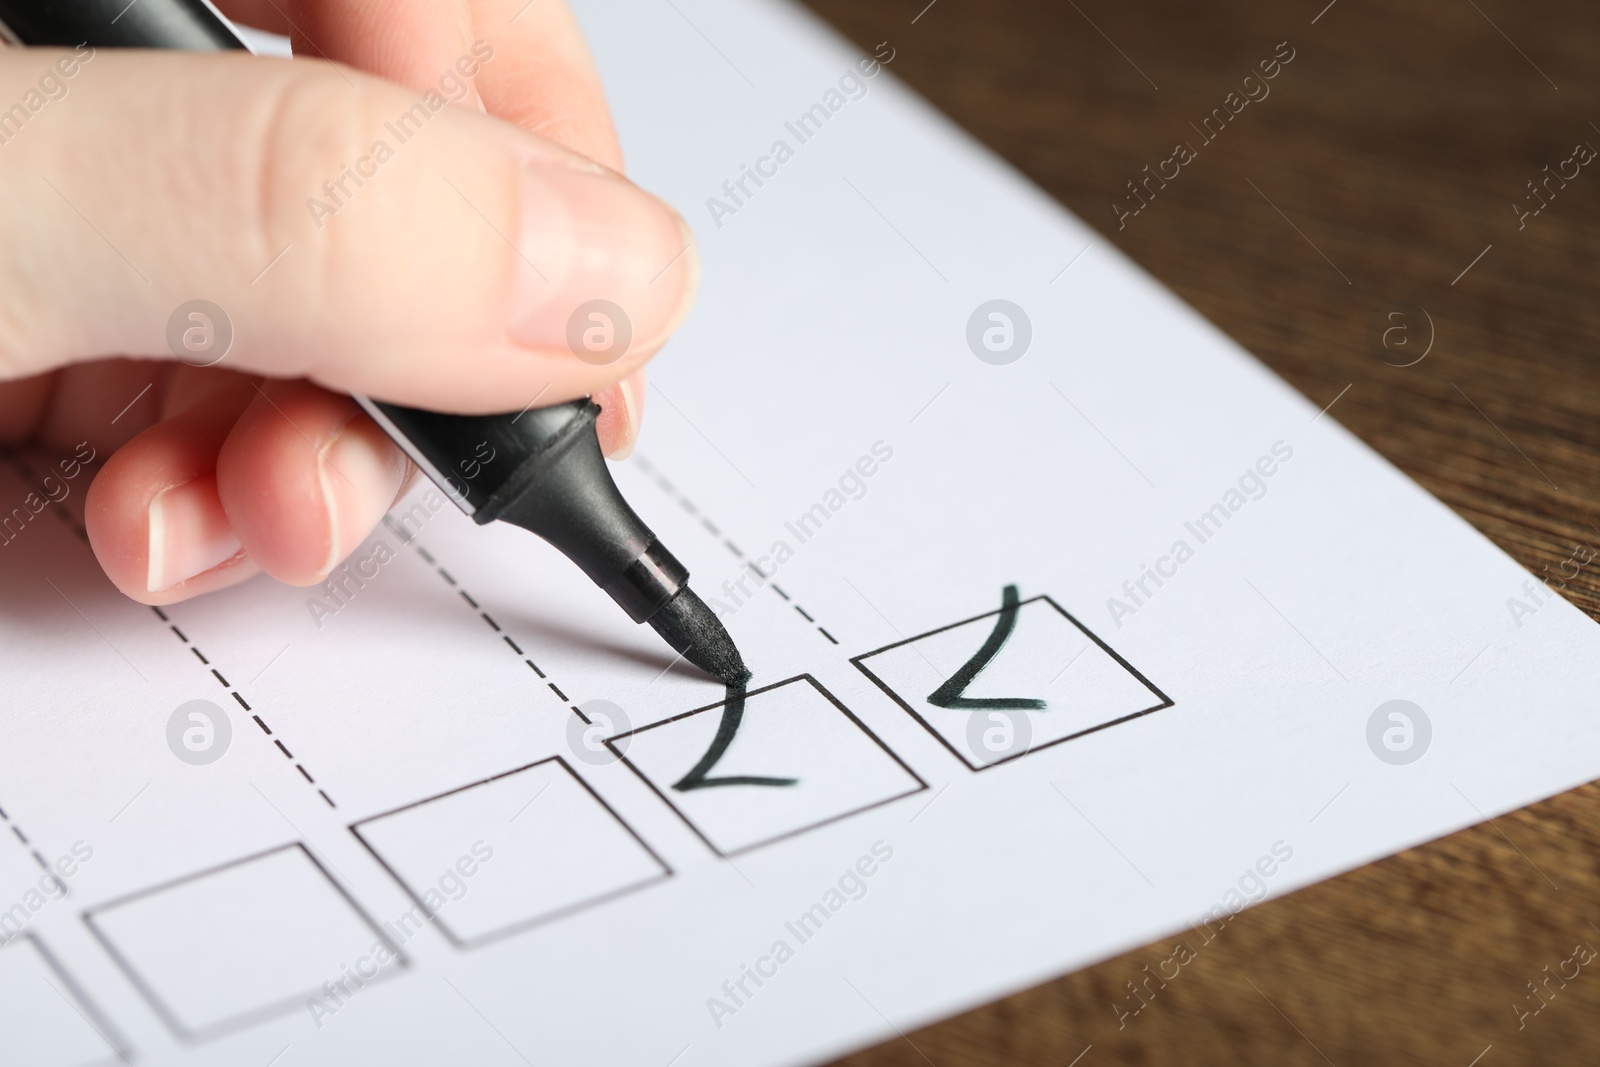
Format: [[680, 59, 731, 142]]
[[0, 788, 61, 898], [393, 540, 583, 726], [1, 450, 93, 545], [1, 452, 336, 810], [148, 605, 334, 809], [388, 461, 841, 740], [629, 454, 842, 649]]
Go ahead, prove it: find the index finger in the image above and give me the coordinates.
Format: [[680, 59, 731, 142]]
[[219, 0, 623, 169], [218, 0, 485, 106], [468, 0, 624, 171]]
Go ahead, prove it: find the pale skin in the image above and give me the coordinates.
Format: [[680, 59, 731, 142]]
[[0, 0, 697, 604]]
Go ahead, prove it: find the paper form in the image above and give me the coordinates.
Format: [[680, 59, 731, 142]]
[[3, 1, 1599, 1064]]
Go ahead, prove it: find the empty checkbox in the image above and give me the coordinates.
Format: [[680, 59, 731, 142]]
[[351, 758, 670, 949], [84, 843, 402, 1042]]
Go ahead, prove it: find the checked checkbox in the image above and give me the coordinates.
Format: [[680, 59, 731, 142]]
[[853, 590, 1171, 770]]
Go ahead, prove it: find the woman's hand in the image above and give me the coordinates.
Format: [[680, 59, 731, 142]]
[[0, 0, 696, 603]]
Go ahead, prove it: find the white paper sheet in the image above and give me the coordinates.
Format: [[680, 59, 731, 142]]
[[3, 2, 1599, 1064]]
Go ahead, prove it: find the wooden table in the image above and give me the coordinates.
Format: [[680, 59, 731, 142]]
[[799, 1, 1600, 1063]]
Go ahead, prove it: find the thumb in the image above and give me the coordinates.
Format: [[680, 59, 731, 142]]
[[0, 47, 696, 410]]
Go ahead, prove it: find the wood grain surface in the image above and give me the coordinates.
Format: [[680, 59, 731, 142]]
[[796, 1, 1600, 1064]]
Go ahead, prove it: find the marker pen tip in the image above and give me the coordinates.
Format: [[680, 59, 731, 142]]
[[648, 587, 749, 686]]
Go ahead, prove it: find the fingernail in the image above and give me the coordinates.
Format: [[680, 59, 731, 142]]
[[316, 418, 408, 580], [147, 473, 242, 593], [608, 375, 642, 460], [510, 165, 698, 358]]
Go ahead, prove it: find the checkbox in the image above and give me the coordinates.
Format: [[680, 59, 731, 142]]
[[84, 843, 403, 1042], [608, 676, 926, 857], [852, 594, 1171, 770], [0, 933, 122, 1066], [350, 758, 670, 949]]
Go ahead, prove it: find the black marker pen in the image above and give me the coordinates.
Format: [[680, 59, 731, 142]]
[[1, 0, 747, 683]]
